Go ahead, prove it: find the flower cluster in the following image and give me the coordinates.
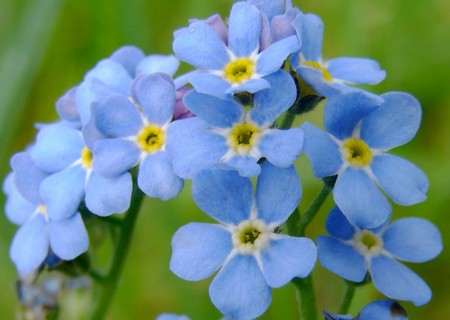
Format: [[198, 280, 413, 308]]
[[2, 0, 442, 319]]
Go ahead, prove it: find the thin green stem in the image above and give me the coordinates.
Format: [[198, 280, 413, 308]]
[[338, 283, 356, 314], [292, 277, 318, 320], [280, 111, 296, 129], [298, 185, 332, 236], [90, 185, 145, 320]]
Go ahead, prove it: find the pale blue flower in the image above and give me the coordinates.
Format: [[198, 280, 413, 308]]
[[324, 299, 408, 320], [170, 163, 316, 319], [318, 207, 442, 306]]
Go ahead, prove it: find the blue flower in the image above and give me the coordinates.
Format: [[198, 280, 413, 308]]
[[75, 46, 179, 124], [156, 314, 190, 320], [30, 122, 132, 218], [5, 152, 89, 276], [170, 163, 316, 320], [324, 299, 408, 320], [302, 91, 428, 228], [317, 207, 442, 306], [173, 2, 299, 99], [293, 13, 386, 97], [92, 73, 184, 200], [166, 70, 303, 178]]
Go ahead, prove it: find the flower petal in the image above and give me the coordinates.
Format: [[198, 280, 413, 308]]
[[49, 212, 89, 260], [256, 163, 301, 224], [110, 45, 145, 78], [259, 128, 303, 168], [192, 169, 252, 225], [85, 172, 132, 216], [4, 174, 35, 225], [360, 92, 422, 150], [301, 13, 323, 61], [183, 90, 243, 128], [325, 206, 356, 240], [256, 35, 299, 75], [170, 222, 232, 281], [209, 255, 271, 320], [92, 139, 141, 177], [249, 70, 296, 126], [138, 153, 184, 200], [262, 236, 316, 287], [371, 154, 428, 205], [132, 74, 176, 125], [383, 218, 442, 263], [10, 214, 49, 275], [227, 78, 271, 95], [334, 168, 391, 228], [358, 299, 408, 320], [225, 155, 261, 177], [189, 73, 231, 99], [301, 122, 342, 178], [228, 2, 262, 57], [317, 236, 367, 282], [327, 57, 386, 85], [371, 255, 431, 306], [173, 22, 229, 70], [136, 54, 179, 77]]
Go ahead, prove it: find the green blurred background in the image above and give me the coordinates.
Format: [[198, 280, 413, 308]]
[[0, 0, 449, 319]]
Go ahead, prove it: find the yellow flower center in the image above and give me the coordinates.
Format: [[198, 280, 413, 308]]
[[81, 147, 93, 169], [303, 61, 332, 82], [224, 58, 254, 84], [227, 122, 261, 155], [137, 125, 165, 153], [354, 230, 383, 256], [341, 138, 373, 168], [232, 219, 271, 254], [37, 205, 47, 216]]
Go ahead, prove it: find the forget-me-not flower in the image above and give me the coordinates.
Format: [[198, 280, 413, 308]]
[[302, 91, 428, 228], [324, 299, 408, 320], [92, 73, 184, 200], [317, 207, 442, 306], [166, 70, 303, 178], [170, 163, 316, 320], [173, 1, 299, 99]]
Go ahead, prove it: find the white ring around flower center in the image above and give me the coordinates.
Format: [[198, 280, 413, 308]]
[[231, 219, 272, 255], [352, 229, 384, 257]]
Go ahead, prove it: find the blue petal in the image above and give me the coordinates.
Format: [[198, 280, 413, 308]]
[[192, 169, 252, 225], [110, 45, 145, 78], [40, 165, 85, 220], [271, 8, 303, 43], [360, 92, 422, 150], [249, 70, 296, 126], [248, 0, 285, 21], [85, 172, 132, 216], [10, 214, 48, 275], [138, 153, 184, 200], [325, 206, 356, 240], [3, 174, 35, 225], [83, 59, 132, 95], [170, 222, 232, 281], [48, 212, 89, 260], [259, 128, 303, 168], [173, 22, 229, 70], [225, 156, 261, 177], [327, 57, 386, 85], [317, 236, 367, 282], [334, 168, 391, 228], [359, 300, 408, 320], [301, 122, 342, 177], [262, 236, 316, 287], [256, 35, 299, 75], [82, 111, 106, 150], [11, 152, 47, 204], [256, 163, 301, 224], [56, 86, 80, 123], [136, 54, 179, 77], [226, 78, 271, 95], [132, 74, 176, 125], [209, 255, 271, 320], [31, 123, 84, 173], [371, 255, 431, 306], [371, 154, 428, 205], [156, 314, 190, 320], [295, 66, 342, 97], [301, 13, 323, 61], [189, 73, 231, 99], [383, 218, 442, 263], [92, 139, 141, 177], [324, 91, 383, 140], [166, 118, 227, 179], [183, 90, 243, 128], [94, 94, 142, 137], [228, 2, 262, 57]]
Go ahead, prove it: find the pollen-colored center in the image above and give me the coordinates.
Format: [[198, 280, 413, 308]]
[[240, 226, 261, 244], [224, 58, 254, 84], [354, 230, 383, 256], [227, 122, 260, 155], [303, 61, 332, 82], [137, 125, 165, 153], [232, 219, 271, 254], [341, 138, 372, 167], [37, 205, 47, 216], [81, 147, 93, 169]]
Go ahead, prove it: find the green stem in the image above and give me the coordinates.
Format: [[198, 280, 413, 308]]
[[338, 283, 356, 315], [292, 277, 318, 320], [91, 185, 145, 320], [298, 185, 332, 236], [280, 111, 296, 129]]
